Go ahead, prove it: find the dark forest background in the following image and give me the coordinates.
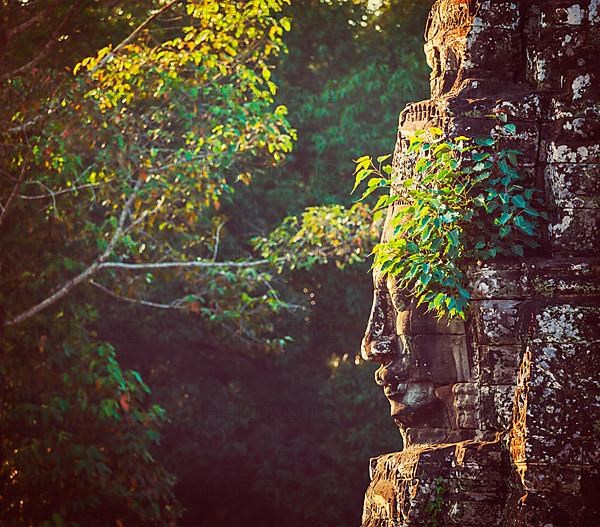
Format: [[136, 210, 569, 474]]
[[1, 1, 432, 525], [133, 2, 432, 525]]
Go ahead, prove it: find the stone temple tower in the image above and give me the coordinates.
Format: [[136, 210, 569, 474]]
[[360, 1, 600, 525]]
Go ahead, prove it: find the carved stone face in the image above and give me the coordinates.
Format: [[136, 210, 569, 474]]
[[361, 270, 471, 445], [424, 0, 471, 97]]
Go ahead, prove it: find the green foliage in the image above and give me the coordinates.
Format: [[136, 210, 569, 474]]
[[1, 1, 432, 525], [2, 0, 296, 333], [354, 124, 546, 319], [255, 203, 379, 270], [266, 0, 431, 209], [424, 476, 448, 527], [0, 310, 180, 526], [158, 2, 433, 523], [1, 0, 297, 523]]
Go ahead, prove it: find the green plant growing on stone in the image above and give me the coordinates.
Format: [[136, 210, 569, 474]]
[[353, 124, 545, 319], [425, 476, 448, 527]]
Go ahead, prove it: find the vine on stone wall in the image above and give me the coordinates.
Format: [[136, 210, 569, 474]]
[[425, 476, 448, 527], [353, 122, 546, 319]]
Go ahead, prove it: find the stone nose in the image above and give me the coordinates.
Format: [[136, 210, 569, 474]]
[[361, 334, 397, 363], [374, 362, 411, 387], [361, 287, 397, 363]]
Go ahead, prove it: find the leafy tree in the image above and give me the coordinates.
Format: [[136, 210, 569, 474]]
[[0, 1, 301, 524], [1, 1, 434, 525], [228, 0, 434, 355], [3, 0, 296, 332], [117, 2, 434, 526], [1, 313, 181, 526]]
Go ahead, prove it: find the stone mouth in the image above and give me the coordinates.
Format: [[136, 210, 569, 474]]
[[382, 383, 441, 428], [383, 383, 409, 398]]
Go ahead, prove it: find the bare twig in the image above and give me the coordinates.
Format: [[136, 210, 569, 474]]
[[259, 276, 306, 312], [7, 115, 44, 135], [124, 194, 165, 232], [18, 182, 104, 200], [99, 258, 281, 271], [21, 180, 58, 215], [212, 222, 225, 261], [89, 280, 186, 311], [0, 165, 27, 229]]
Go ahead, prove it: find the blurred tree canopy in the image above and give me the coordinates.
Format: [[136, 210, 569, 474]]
[[0, 0, 432, 526]]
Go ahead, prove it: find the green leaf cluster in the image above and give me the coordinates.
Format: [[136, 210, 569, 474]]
[[354, 124, 546, 319]]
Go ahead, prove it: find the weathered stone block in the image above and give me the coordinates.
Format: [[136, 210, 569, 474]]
[[440, 501, 504, 526], [479, 385, 516, 430], [531, 303, 600, 343], [548, 92, 600, 121], [526, 384, 597, 439], [526, 25, 600, 90], [549, 207, 600, 256], [363, 442, 507, 527], [521, 463, 582, 494], [545, 163, 600, 209], [472, 300, 522, 345], [527, 342, 600, 391], [469, 264, 527, 300], [472, 1, 521, 30], [463, 26, 522, 74], [581, 440, 600, 465], [529, 259, 600, 297], [546, 141, 600, 163], [454, 382, 479, 429], [493, 94, 542, 122], [538, 1, 594, 27], [590, 0, 600, 24], [414, 334, 469, 383], [546, 111, 600, 141], [523, 434, 584, 464], [478, 345, 522, 385], [558, 117, 599, 143]]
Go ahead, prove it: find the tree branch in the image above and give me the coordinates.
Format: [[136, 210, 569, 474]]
[[89, 280, 187, 311], [0, 165, 27, 229], [98, 258, 280, 271], [259, 276, 306, 312], [92, 0, 181, 72], [7, 115, 44, 135], [212, 222, 225, 261], [1, 3, 79, 81], [5, 179, 142, 326], [18, 182, 104, 200], [7, 7, 50, 39]]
